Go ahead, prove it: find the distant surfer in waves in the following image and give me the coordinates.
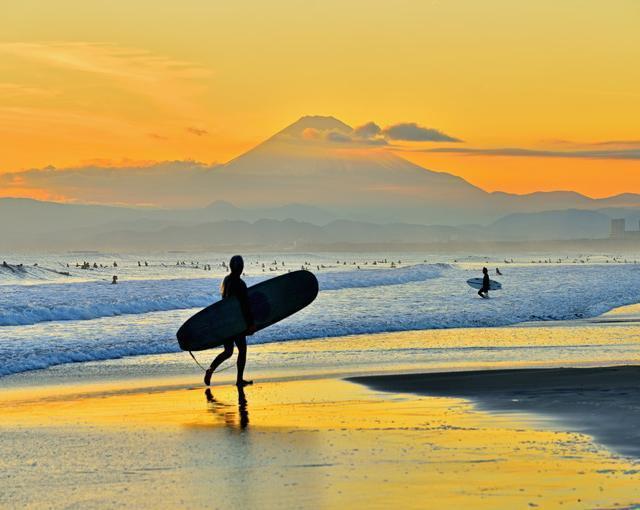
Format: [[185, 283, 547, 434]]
[[204, 255, 256, 387], [478, 267, 490, 299]]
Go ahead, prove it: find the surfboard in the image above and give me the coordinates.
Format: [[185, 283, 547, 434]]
[[466, 278, 502, 291], [177, 270, 319, 351]]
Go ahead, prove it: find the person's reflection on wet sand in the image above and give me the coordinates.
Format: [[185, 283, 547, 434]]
[[204, 386, 249, 429], [237, 386, 249, 429]]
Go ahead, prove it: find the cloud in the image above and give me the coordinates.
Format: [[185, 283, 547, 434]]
[[324, 129, 387, 146], [334, 120, 459, 145], [0, 105, 140, 138], [418, 147, 640, 160], [544, 139, 640, 150], [361, 137, 388, 146], [382, 123, 462, 142], [0, 42, 211, 118], [301, 127, 321, 140], [0, 161, 220, 207], [186, 127, 208, 136], [589, 140, 640, 148], [75, 158, 159, 167], [283, 117, 453, 147], [354, 122, 381, 139], [325, 131, 352, 143], [0, 42, 209, 82], [0, 43, 213, 152], [0, 82, 57, 98]]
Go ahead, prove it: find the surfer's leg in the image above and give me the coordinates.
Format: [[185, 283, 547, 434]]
[[205, 342, 234, 385], [235, 336, 252, 386], [211, 342, 234, 370]]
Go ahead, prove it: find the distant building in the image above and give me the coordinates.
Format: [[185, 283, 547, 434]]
[[610, 219, 640, 239]]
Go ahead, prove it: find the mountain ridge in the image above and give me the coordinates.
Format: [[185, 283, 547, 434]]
[[2, 115, 640, 227]]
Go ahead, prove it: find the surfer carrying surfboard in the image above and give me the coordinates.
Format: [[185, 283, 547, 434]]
[[478, 267, 491, 299], [204, 255, 256, 387]]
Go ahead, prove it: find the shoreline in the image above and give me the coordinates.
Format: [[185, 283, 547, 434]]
[[4, 300, 640, 389], [350, 365, 640, 459], [5, 261, 640, 382]]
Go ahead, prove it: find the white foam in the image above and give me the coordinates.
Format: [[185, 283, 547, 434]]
[[0, 264, 445, 326], [2, 262, 640, 377]]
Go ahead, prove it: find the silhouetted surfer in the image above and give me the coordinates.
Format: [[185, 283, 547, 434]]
[[204, 255, 256, 387], [478, 267, 490, 299]]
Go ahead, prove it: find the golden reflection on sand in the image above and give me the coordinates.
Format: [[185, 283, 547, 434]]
[[2, 377, 640, 508]]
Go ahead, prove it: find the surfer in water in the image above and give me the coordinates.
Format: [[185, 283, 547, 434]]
[[204, 255, 256, 387], [478, 267, 490, 299]]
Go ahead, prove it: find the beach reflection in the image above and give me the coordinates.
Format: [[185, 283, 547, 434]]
[[205, 386, 249, 430], [3, 378, 640, 508]]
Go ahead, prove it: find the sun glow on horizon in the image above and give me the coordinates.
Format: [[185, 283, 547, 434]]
[[1, 0, 639, 200]]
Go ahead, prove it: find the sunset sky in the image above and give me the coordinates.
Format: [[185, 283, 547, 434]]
[[1, 0, 639, 198]]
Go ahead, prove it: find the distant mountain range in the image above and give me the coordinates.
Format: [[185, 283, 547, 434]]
[[2, 197, 639, 250], [2, 115, 640, 250], [187, 116, 640, 224], [2, 115, 640, 227]]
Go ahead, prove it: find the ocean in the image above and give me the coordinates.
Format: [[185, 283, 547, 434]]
[[2, 251, 640, 378]]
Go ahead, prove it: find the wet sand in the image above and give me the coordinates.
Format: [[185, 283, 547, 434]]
[[2, 374, 640, 508], [351, 365, 640, 459], [3, 307, 640, 508]]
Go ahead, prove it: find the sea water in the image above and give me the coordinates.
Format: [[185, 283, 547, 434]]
[[1, 251, 640, 378]]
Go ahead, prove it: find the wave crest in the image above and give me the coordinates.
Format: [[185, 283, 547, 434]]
[[0, 264, 447, 327]]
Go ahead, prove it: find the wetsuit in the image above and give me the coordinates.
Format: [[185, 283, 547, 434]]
[[221, 274, 254, 332], [478, 273, 491, 297], [204, 267, 255, 386], [204, 272, 255, 383]]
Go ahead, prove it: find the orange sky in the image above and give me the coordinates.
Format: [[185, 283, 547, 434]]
[[401, 153, 640, 197], [1, 0, 639, 198]]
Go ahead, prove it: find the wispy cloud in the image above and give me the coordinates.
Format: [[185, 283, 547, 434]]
[[0, 42, 211, 118], [0, 42, 209, 81], [318, 120, 459, 147], [417, 147, 640, 160], [547, 139, 640, 149], [589, 140, 640, 148], [382, 122, 462, 142], [148, 133, 169, 141], [0, 161, 218, 207], [326, 131, 352, 143], [323, 130, 388, 146], [0, 106, 137, 138], [186, 127, 209, 136], [0, 82, 57, 98]]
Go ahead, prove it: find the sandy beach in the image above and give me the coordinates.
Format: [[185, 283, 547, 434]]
[[2, 373, 640, 509], [352, 365, 640, 459], [3, 307, 640, 509]]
